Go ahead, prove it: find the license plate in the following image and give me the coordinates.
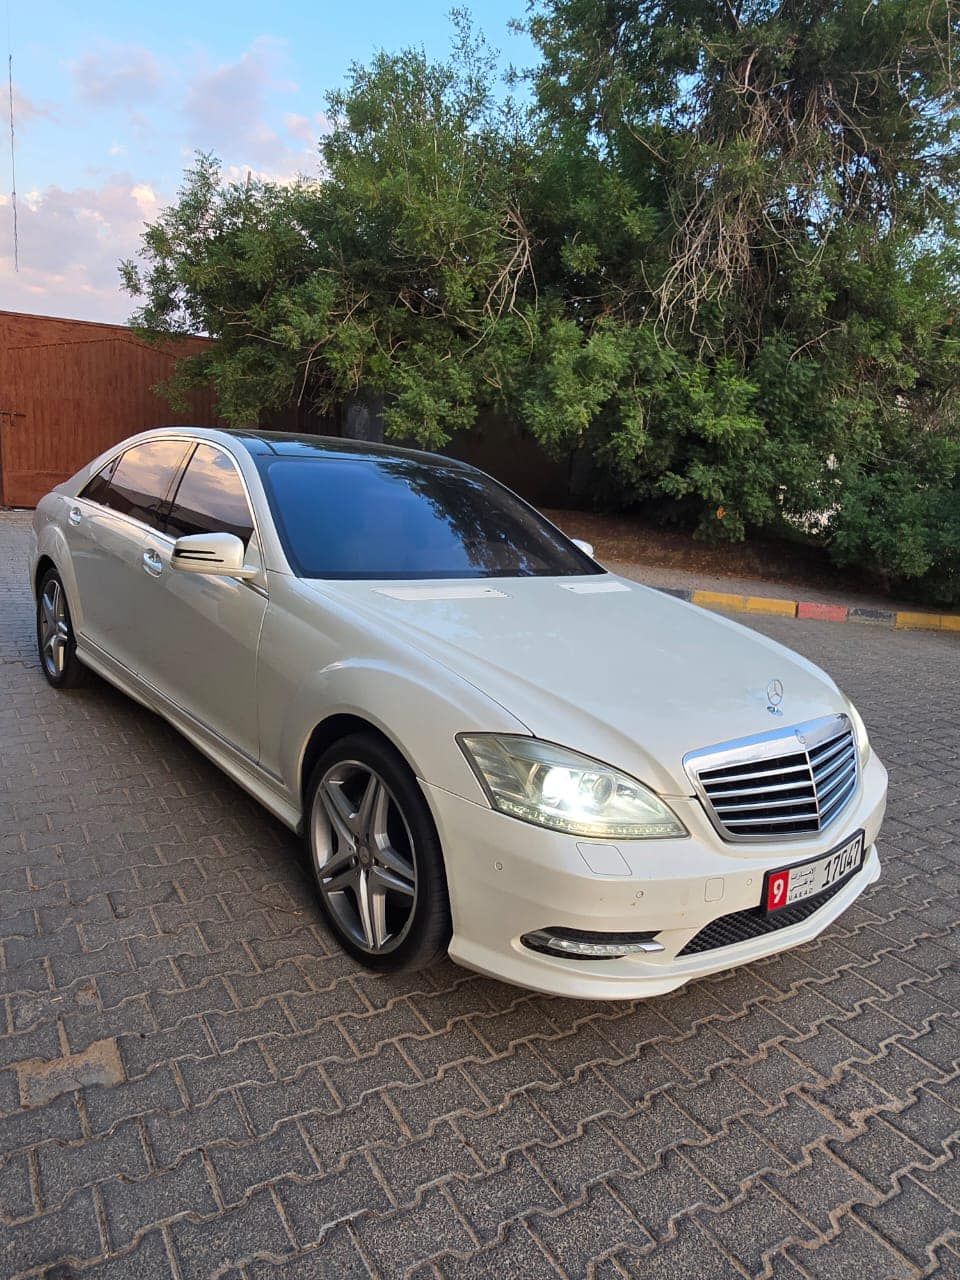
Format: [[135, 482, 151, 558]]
[[763, 831, 865, 914]]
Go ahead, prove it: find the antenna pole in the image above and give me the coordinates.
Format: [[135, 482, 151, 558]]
[[7, 50, 18, 271]]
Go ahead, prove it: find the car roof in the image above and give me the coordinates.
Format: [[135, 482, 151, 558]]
[[130, 426, 477, 473], [223, 428, 474, 470]]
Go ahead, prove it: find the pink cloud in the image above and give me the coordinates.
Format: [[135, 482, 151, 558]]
[[0, 177, 161, 323], [283, 111, 333, 146], [2, 36, 329, 321], [72, 44, 163, 108], [182, 38, 320, 180]]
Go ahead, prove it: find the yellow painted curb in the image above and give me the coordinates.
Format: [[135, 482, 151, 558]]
[[687, 588, 960, 631], [744, 595, 797, 617], [691, 590, 748, 611], [691, 589, 797, 618], [895, 611, 943, 630]]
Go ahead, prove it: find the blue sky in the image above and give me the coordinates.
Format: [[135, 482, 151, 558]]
[[1, 0, 535, 322]]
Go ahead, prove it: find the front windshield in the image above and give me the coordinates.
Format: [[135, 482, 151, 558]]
[[257, 454, 603, 580]]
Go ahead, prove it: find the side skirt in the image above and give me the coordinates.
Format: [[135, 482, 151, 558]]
[[76, 638, 303, 832]]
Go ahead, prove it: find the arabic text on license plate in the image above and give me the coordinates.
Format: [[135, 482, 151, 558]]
[[764, 831, 864, 914]]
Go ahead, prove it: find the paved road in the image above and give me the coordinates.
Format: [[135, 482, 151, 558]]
[[0, 509, 958, 1279]]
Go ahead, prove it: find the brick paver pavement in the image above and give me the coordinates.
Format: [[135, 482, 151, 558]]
[[0, 508, 958, 1278]]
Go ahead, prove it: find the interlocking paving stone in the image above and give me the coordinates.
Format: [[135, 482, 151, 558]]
[[455, 1093, 558, 1167], [0, 1153, 35, 1221], [242, 1227, 372, 1278], [146, 1091, 251, 1166], [352, 1184, 474, 1273], [448, 1150, 562, 1241], [208, 1120, 318, 1204], [612, 1149, 724, 1239], [787, 1221, 917, 1277], [617, 1216, 745, 1278], [0, 1092, 83, 1153], [683, 1116, 789, 1196], [168, 1189, 294, 1278], [385, 1065, 485, 1136], [0, 1187, 102, 1274], [769, 1145, 879, 1235], [277, 1154, 393, 1242], [701, 1180, 818, 1273], [241, 1066, 337, 1135], [100, 1151, 218, 1247], [532, 1180, 653, 1275], [43, 1231, 177, 1279], [37, 1121, 150, 1209], [854, 1177, 959, 1270], [429, 1223, 560, 1279], [16, 1035, 126, 1107], [2, 508, 959, 1278]]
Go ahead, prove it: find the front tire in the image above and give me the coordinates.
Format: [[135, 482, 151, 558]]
[[306, 732, 451, 972], [36, 569, 87, 689]]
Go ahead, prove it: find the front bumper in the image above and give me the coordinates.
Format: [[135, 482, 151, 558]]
[[423, 750, 887, 999]]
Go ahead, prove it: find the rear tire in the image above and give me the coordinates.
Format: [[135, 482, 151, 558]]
[[306, 732, 451, 972], [36, 568, 88, 689]]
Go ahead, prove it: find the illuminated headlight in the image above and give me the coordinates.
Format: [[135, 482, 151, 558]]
[[845, 701, 871, 765], [458, 734, 687, 839]]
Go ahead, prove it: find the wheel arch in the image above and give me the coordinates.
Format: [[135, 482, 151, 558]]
[[299, 714, 406, 809], [34, 554, 57, 598]]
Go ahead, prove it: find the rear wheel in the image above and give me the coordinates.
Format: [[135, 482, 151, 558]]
[[36, 569, 87, 689], [306, 732, 451, 972]]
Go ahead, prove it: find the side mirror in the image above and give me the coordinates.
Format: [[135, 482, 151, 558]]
[[171, 532, 257, 579], [571, 538, 595, 559]]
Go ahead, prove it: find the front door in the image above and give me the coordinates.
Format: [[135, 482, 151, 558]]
[[139, 442, 267, 761], [68, 438, 193, 672]]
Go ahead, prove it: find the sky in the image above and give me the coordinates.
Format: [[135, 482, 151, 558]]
[[0, 0, 535, 323]]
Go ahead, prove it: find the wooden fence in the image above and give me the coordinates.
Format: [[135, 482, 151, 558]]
[[0, 311, 221, 507], [0, 309, 575, 508]]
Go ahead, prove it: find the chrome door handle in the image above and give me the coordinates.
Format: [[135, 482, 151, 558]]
[[68, 507, 82, 526], [142, 548, 162, 577]]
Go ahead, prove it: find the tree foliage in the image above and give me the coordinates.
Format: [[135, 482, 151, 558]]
[[123, 1, 960, 602]]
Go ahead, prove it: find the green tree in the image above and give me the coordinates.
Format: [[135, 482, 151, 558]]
[[521, 0, 960, 590], [123, 3, 960, 603], [123, 20, 542, 444]]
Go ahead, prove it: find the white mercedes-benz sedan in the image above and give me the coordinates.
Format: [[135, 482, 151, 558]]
[[30, 427, 887, 998]]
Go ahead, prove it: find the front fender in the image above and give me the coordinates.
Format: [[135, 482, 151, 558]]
[[256, 576, 528, 807], [278, 656, 526, 806]]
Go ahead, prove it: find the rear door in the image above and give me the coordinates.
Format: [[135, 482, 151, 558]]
[[139, 442, 267, 760], [68, 438, 192, 671]]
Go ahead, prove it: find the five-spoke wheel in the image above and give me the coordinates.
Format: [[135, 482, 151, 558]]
[[36, 568, 87, 688], [313, 761, 418, 953], [306, 733, 451, 971]]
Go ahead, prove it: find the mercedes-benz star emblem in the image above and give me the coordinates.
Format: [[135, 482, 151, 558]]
[[766, 678, 784, 716]]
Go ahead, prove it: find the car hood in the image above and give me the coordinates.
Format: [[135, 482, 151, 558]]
[[306, 575, 847, 796]]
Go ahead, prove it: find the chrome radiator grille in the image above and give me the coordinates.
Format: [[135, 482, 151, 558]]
[[686, 715, 858, 841]]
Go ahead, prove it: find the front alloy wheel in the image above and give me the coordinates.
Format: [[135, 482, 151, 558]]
[[306, 733, 451, 971]]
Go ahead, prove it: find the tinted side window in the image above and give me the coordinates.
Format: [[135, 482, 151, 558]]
[[165, 444, 255, 545], [100, 440, 192, 530], [79, 455, 119, 504]]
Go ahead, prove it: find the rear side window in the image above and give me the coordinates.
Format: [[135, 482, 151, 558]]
[[79, 455, 119, 504], [165, 444, 255, 546], [90, 439, 192, 530]]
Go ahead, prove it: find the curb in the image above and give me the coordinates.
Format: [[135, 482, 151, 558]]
[[653, 586, 960, 633]]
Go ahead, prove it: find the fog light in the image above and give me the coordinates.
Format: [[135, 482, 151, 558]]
[[521, 927, 665, 961]]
